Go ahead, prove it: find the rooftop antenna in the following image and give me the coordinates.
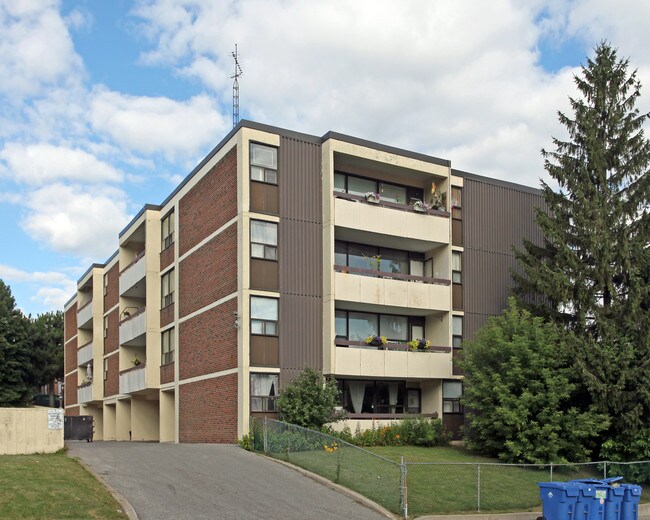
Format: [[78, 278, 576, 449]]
[[231, 44, 243, 127]]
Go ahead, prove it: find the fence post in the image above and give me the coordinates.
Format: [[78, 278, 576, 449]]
[[400, 456, 408, 519], [550, 464, 553, 482], [477, 464, 481, 512], [336, 441, 341, 483], [263, 416, 268, 453], [603, 461, 607, 479]]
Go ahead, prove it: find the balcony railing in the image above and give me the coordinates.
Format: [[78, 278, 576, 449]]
[[119, 365, 146, 394], [334, 191, 450, 216], [334, 265, 450, 286], [336, 339, 451, 353], [119, 251, 146, 295], [77, 341, 93, 366], [119, 308, 146, 345], [77, 300, 93, 329], [77, 382, 93, 404]]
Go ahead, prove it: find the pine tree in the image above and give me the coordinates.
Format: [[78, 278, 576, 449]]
[[514, 42, 650, 461], [0, 279, 32, 406], [30, 311, 64, 407]]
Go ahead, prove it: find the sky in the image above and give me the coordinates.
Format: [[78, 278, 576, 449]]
[[1, 0, 649, 316]]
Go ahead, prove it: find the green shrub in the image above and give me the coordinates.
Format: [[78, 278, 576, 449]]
[[398, 417, 451, 447]]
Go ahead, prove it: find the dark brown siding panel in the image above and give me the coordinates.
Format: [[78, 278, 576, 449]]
[[250, 182, 279, 214], [452, 284, 463, 310], [250, 336, 279, 366], [250, 259, 278, 291], [463, 177, 544, 340], [277, 137, 323, 384], [452, 219, 463, 246]]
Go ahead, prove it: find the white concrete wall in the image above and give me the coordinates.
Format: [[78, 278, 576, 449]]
[[0, 408, 64, 455]]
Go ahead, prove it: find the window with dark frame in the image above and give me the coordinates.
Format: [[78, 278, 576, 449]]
[[335, 309, 424, 343], [443, 381, 463, 414], [251, 220, 278, 260], [161, 328, 175, 365], [103, 273, 109, 295], [452, 251, 462, 284], [161, 269, 175, 308], [335, 240, 432, 277], [250, 143, 278, 185], [338, 379, 420, 415], [161, 211, 175, 251], [103, 358, 108, 381], [452, 315, 463, 349], [334, 171, 424, 204], [103, 316, 108, 338], [250, 296, 278, 336], [451, 187, 462, 219], [250, 373, 278, 412]]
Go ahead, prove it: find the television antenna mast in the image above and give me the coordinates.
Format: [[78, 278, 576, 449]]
[[231, 44, 243, 127]]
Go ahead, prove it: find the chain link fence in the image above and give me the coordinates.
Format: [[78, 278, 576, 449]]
[[250, 419, 648, 519]]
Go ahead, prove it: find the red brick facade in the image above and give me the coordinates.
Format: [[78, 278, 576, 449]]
[[104, 352, 119, 397], [64, 337, 78, 374], [160, 244, 174, 271], [178, 146, 237, 257], [179, 298, 237, 381], [178, 224, 238, 318], [66, 406, 80, 416], [64, 304, 77, 342], [65, 371, 78, 406], [103, 263, 119, 310], [160, 362, 174, 384], [103, 308, 119, 355], [179, 373, 238, 443], [160, 303, 174, 327]]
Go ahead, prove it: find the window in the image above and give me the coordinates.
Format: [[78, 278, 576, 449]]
[[161, 211, 175, 250], [103, 316, 109, 338], [334, 172, 424, 204], [443, 381, 463, 414], [251, 220, 277, 260], [104, 358, 108, 381], [161, 269, 175, 308], [103, 273, 109, 295], [451, 187, 462, 219], [339, 379, 414, 414], [250, 373, 278, 412], [250, 143, 278, 185], [334, 240, 427, 277], [251, 296, 278, 335], [161, 328, 175, 365], [336, 310, 424, 343], [452, 315, 463, 349], [452, 252, 462, 284]]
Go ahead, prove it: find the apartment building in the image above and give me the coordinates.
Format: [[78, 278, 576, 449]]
[[63, 121, 543, 443]]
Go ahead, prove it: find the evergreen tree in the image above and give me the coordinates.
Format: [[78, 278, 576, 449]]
[[461, 299, 607, 464], [0, 280, 32, 406], [30, 311, 64, 407], [514, 42, 650, 460]]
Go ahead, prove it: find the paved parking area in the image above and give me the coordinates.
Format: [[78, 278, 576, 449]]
[[67, 442, 390, 520]]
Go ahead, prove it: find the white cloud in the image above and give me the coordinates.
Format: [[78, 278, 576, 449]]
[[1, 143, 124, 185], [0, 0, 84, 99], [0, 264, 77, 311], [19, 183, 131, 258], [89, 88, 229, 161]]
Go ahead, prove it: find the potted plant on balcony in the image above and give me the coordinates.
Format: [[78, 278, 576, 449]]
[[412, 200, 431, 213], [365, 335, 388, 347], [429, 182, 447, 210], [132, 357, 141, 366], [365, 191, 381, 204], [408, 338, 431, 351]]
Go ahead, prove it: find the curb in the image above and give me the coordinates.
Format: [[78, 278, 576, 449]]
[[261, 453, 398, 519], [69, 453, 139, 520]]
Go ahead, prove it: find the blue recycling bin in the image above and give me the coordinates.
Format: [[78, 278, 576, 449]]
[[620, 484, 642, 520], [569, 478, 623, 520], [539, 481, 581, 520]]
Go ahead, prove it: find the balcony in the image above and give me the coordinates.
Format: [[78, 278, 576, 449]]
[[119, 365, 146, 394], [119, 308, 146, 346], [77, 341, 93, 366], [77, 301, 93, 329], [335, 343, 452, 379], [334, 193, 449, 246], [119, 251, 146, 297], [334, 269, 450, 312], [77, 382, 93, 404]]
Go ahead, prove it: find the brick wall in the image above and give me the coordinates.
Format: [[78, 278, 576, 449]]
[[178, 147, 237, 257], [160, 363, 174, 384], [178, 224, 237, 318], [104, 352, 119, 397], [65, 371, 78, 406], [103, 264, 119, 310], [160, 303, 174, 327], [160, 244, 174, 271], [65, 337, 77, 374], [179, 298, 237, 380], [104, 308, 119, 355], [179, 373, 238, 443], [66, 406, 80, 416], [64, 303, 77, 342]]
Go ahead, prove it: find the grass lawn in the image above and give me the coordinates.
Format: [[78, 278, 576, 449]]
[[0, 451, 128, 520]]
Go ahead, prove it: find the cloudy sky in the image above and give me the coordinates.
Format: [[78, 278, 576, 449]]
[[1, 0, 649, 315]]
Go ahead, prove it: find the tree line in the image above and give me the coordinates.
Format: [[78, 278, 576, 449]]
[[0, 279, 63, 407]]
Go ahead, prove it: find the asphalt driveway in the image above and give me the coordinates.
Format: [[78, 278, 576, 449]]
[[67, 441, 390, 520]]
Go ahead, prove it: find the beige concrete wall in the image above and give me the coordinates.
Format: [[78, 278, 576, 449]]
[[335, 348, 453, 379], [0, 408, 64, 455], [116, 399, 131, 441], [103, 403, 116, 441], [159, 390, 175, 442], [131, 397, 159, 441]]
